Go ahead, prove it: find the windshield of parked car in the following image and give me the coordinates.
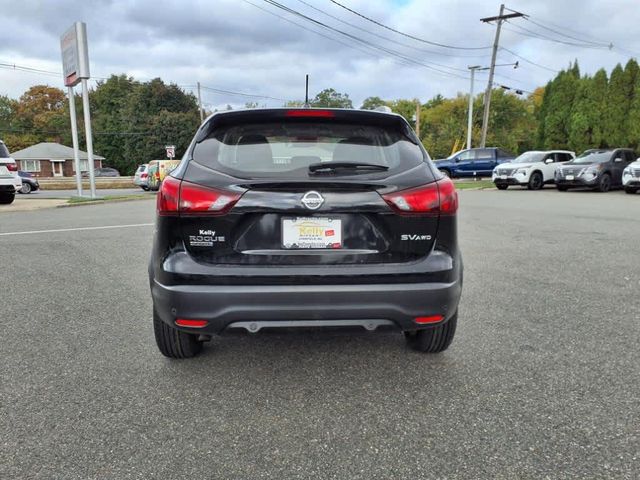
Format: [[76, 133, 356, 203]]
[[193, 120, 426, 178], [0, 143, 9, 158], [573, 152, 611, 164], [511, 152, 546, 163]]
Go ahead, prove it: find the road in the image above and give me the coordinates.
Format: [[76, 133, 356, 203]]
[[19, 187, 150, 198], [1, 190, 639, 479]]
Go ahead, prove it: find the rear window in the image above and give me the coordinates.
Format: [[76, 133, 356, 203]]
[[191, 121, 425, 178], [0, 143, 9, 158]]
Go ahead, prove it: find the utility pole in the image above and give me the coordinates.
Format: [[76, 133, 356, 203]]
[[467, 66, 481, 150], [197, 81, 204, 123], [479, 4, 524, 147], [415, 99, 420, 137]]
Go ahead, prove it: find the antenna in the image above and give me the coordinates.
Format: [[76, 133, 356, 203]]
[[304, 74, 310, 108]]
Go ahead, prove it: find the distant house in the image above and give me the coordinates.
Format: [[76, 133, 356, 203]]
[[10, 142, 104, 178]]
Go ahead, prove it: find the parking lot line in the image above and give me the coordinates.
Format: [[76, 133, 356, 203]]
[[0, 223, 154, 237]]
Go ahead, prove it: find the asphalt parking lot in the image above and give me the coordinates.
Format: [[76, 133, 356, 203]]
[[1, 189, 639, 479]]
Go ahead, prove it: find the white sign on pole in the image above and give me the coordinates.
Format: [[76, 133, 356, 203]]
[[166, 145, 176, 159], [60, 22, 90, 87], [61, 22, 95, 198]]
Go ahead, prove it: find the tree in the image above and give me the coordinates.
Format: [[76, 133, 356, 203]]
[[311, 88, 353, 108], [360, 96, 387, 110], [0, 95, 16, 131], [90, 75, 139, 173], [568, 69, 608, 152], [628, 67, 640, 150], [602, 63, 627, 147], [119, 78, 199, 173], [542, 64, 580, 149]]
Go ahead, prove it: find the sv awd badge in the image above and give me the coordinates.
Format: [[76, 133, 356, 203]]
[[401, 234, 432, 241]]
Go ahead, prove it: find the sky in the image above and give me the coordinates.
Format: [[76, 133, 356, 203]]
[[1, 0, 639, 110]]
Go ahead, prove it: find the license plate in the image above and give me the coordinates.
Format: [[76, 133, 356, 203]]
[[566, 175, 575, 181], [500, 175, 507, 180], [282, 217, 342, 249]]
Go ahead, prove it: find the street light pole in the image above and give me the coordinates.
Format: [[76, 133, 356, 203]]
[[467, 66, 481, 150]]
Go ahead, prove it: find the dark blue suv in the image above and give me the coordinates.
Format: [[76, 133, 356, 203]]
[[434, 147, 515, 178]]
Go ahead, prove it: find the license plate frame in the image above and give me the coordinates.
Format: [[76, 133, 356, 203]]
[[282, 217, 342, 250]]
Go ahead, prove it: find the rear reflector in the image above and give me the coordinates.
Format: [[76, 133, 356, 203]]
[[157, 176, 243, 216], [414, 315, 444, 324], [382, 177, 458, 216], [286, 109, 334, 118], [175, 319, 208, 328]]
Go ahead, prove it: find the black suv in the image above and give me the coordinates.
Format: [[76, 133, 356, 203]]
[[149, 108, 463, 358], [555, 148, 635, 192]]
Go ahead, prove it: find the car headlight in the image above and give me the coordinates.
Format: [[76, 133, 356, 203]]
[[623, 168, 631, 176], [515, 168, 529, 175], [584, 165, 602, 175]]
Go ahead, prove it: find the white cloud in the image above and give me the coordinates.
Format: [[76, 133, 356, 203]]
[[1, 0, 639, 106]]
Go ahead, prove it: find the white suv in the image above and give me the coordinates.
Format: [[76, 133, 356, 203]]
[[492, 150, 575, 190], [622, 159, 640, 194], [0, 140, 21, 205]]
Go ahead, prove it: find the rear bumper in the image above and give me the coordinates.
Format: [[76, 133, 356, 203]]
[[151, 277, 462, 334], [0, 183, 15, 194]]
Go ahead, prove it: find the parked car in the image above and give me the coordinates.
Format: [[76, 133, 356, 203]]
[[18, 170, 40, 194], [147, 159, 180, 191], [133, 164, 149, 190], [492, 150, 575, 190], [82, 167, 120, 178], [434, 147, 515, 178], [149, 108, 463, 358], [622, 158, 640, 194], [555, 148, 635, 192], [0, 140, 21, 204]]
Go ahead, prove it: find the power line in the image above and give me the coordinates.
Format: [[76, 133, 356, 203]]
[[523, 17, 610, 48], [294, 0, 491, 60], [198, 85, 285, 102], [259, 0, 470, 79], [503, 21, 609, 49], [499, 47, 559, 73], [241, 0, 393, 65], [328, 0, 492, 50]]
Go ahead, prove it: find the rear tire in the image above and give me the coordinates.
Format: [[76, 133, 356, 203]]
[[20, 182, 32, 194], [496, 184, 508, 190], [0, 193, 15, 204], [141, 186, 149, 191], [596, 173, 611, 192], [625, 187, 637, 194], [527, 172, 543, 190], [405, 311, 457, 353], [153, 309, 203, 359], [440, 169, 451, 178]]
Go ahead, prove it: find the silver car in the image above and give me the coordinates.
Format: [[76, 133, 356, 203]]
[[133, 164, 149, 190]]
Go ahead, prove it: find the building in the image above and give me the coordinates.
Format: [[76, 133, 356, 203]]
[[10, 142, 104, 178]]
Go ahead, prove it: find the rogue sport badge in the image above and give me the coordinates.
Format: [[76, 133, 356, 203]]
[[301, 191, 324, 210]]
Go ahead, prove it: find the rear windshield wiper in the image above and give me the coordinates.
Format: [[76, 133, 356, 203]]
[[308, 162, 389, 174]]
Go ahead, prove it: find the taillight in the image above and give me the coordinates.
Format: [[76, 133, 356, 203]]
[[140, 173, 148, 179], [382, 177, 458, 216], [157, 175, 180, 214], [157, 176, 243, 216], [6, 163, 18, 172]]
